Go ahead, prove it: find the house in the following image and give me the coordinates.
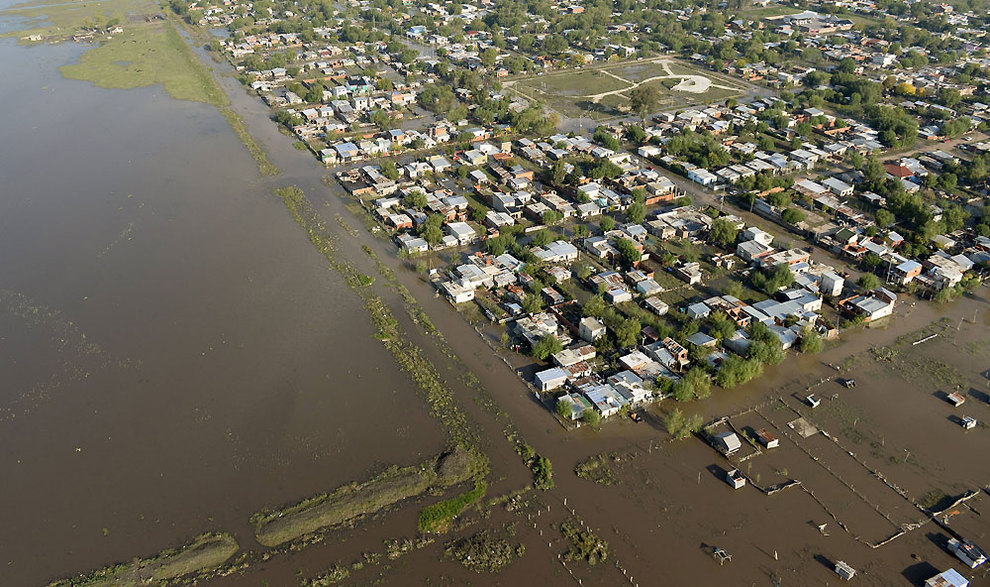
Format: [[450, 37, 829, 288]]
[[713, 431, 742, 454], [396, 233, 429, 254], [579, 316, 606, 342], [583, 384, 627, 418], [675, 262, 703, 285], [925, 569, 968, 587], [892, 260, 923, 284], [841, 288, 897, 322], [534, 367, 568, 392], [819, 272, 844, 297], [446, 221, 478, 245], [557, 393, 593, 420], [533, 240, 579, 263], [663, 337, 689, 367], [553, 345, 597, 368], [686, 302, 711, 320], [636, 278, 663, 297], [743, 226, 773, 246], [738, 239, 774, 263], [822, 177, 854, 197], [686, 332, 717, 347], [688, 168, 718, 186], [756, 428, 779, 448], [947, 538, 987, 569], [643, 296, 669, 316]]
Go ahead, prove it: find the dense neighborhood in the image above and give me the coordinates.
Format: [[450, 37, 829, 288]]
[[173, 0, 990, 431]]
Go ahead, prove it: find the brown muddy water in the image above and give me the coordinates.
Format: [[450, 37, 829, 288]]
[[4, 16, 990, 586], [0, 37, 446, 585]]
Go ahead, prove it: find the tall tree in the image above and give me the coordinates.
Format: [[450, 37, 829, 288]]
[[629, 86, 660, 120]]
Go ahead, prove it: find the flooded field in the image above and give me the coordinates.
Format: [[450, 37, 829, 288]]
[[2, 3, 989, 585], [0, 34, 447, 585]]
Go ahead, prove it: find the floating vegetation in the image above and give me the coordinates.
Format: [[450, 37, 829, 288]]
[[0, 289, 132, 421], [383, 536, 434, 559], [301, 565, 349, 586], [574, 454, 618, 486], [560, 521, 608, 566], [48, 533, 239, 587], [444, 529, 524, 573], [917, 489, 949, 511]]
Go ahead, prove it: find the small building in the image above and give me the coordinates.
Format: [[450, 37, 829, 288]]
[[725, 469, 746, 489], [676, 262, 703, 285], [579, 316, 606, 342], [446, 221, 478, 245], [948, 538, 987, 569], [534, 368, 568, 392], [925, 569, 969, 587], [962, 416, 977, 430], [947, 392, 966, 407], [643, 296, 669, 316], [556, 392, 593, 420], [756, 428, 779, 449], [713, 431, 742, 454], [834, 561, 856, 581], [819, 272, 845, 297]]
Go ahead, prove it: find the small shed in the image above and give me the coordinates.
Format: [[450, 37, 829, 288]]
[[713, 431, 742, 454], [947, 392, 966, 407], [725, 469, 746, 489], [925, 568, 969, 587], [835, 560, 856, 580], [756, 428, 779, 449]]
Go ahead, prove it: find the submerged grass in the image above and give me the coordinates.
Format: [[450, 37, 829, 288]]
[[48, 533, 238, 587], [417, 478, 488, 534], [2, 0, 279, 176], [254, 447, 479, 547], [0, 0, 140, 41], [60, 21, 227, 104]]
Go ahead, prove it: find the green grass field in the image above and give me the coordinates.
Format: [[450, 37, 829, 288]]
[[508, 58, 748, 120], [514, 69, 630, 97], [737, 5, 804, 18], [61, 20, 230, 106], [0, 0, 145, 40]]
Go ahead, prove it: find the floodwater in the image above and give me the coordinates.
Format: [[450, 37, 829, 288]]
[[4, 7, 990, 585], [0, 31, 446, 586]]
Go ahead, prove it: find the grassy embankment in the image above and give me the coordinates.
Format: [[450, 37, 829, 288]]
[[253, 446, 480, 547], [271, 186, 489, 540], [0, 0, 278, 176], [47, 533, 239, 587]]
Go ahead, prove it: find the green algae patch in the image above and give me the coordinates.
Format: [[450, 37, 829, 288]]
[[253, 446, 480, 547], [48, 532, 239, 587]]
